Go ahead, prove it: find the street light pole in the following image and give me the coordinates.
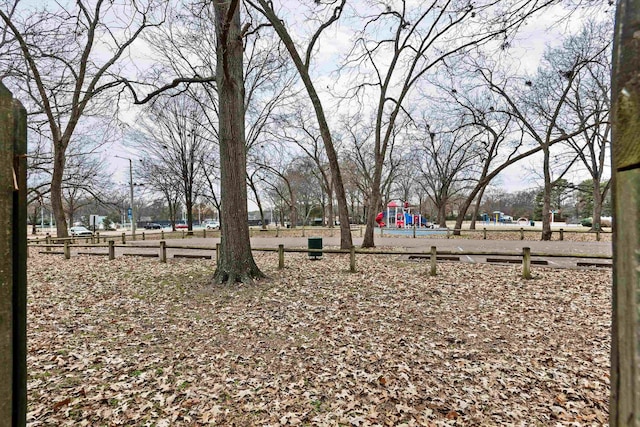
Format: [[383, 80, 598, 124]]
[[115, 155, 136, 235]]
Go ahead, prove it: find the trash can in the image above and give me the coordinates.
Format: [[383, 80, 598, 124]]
[[530, 220, 535, 226], [308, 237, 323, 259]]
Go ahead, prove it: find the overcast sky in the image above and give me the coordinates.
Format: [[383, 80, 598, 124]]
[[105, 1, 613, 210]]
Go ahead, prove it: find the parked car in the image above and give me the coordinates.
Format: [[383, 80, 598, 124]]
[[205, 220, 220, 230], [175, 223, 189, 229], [144, 223, 162, 229], [69, 226, 93, 237]]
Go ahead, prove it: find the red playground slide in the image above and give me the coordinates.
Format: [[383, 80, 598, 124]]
[[375, 212, 386, 227]]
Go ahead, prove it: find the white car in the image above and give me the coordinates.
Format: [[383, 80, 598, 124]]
[[69, 226, 93, 237], [205, 221, 220, 230]]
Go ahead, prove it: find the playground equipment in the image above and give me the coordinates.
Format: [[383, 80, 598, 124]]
[[375, 201, 434, 228]]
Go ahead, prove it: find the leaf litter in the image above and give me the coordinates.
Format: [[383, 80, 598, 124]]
[[27, 251, 610, 425]]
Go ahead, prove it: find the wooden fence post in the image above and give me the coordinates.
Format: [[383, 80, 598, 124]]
[[0, 84, 27, 424], [446, 228, 450, 239], [610, 3, 640, 422], [108, 240, 115, 260], [412, 224, 416, 238], [596, 230, 601, 241], [159, 240, 167, 263], [161, 230, 165, 240], [430, 246, 437, 276], [182, 230, 185, 239], [350, 247, 356, 273], [276, 227, 279, 237], [520, 228, 524, 240], [559, 228, 564, 241], [302, 227, 305, 237], [142, 232, 145, 241], [483, 227, 487, 240], [522, 247, 531, 279], [96, 232, 100, 242], [121, 233, 126, 244], [46, 234, 51, 252], [203, 228, 207, 238], [64, 240, 70, 260], [278, 244, 284, 269]]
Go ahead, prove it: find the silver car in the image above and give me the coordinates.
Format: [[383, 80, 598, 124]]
[[69, 226, 93, 237]]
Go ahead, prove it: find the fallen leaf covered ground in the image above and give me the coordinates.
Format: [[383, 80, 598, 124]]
[[27, 251, 610, 426]]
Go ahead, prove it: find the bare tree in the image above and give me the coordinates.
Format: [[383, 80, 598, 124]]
[[338, 0, 561, 247], [0, 0, 166, 237], [248, 0, 354, 249], [272, 106, 336, 227], [561, 21, 613, 231], [213, 0, 264, 284], [131, 95, 210, 232], [416, 123, 480, 227], [476, 34, 607, 240], [138, 159, 182, 230], [60, 148, 110, 227]]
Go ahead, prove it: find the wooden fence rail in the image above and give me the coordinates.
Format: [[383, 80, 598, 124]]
[[30, 240, 612, 278]]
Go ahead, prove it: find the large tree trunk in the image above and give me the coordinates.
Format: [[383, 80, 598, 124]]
[[51, 145, 68, 237], [437, 199, 447, 228], [289, 198, 298, 229], [469, 186, 487, 230], [541, 148, 552, 241], [453, 193, 477, 236], [362, 171, 382, 248], [327, 188, 334, 228], [213, 0, 264, 284], [591, 180, 603, 231], [185, 190, 194, 234]]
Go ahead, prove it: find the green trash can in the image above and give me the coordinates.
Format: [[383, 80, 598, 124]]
[[308, 237, 323, 259]]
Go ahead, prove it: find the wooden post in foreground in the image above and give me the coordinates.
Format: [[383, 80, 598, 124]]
[[430, 246, 437, 276], [278, 244, 284, 269], [159, 240, 167, 263], [522, 247, 531, 280], [63, 241, 70, 260], [610, 1, 640, 423], [0, 83, 27, 425], [108, 240, 115, 260]]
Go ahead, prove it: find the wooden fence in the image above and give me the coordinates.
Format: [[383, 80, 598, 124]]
[[28, 239, 612, 279]]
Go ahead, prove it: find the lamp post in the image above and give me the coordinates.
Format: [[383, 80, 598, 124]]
[[115, 155, 136, 235]]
